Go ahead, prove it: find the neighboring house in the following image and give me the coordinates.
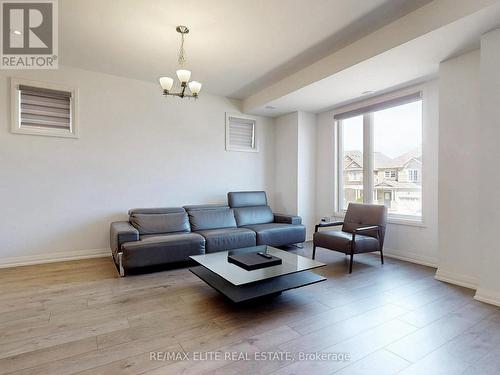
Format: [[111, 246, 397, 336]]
[[343, 148, 422, 216]]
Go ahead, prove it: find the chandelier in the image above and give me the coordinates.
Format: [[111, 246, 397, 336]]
[[159, 25, 202, 99]]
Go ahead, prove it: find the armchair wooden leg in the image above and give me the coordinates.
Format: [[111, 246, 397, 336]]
[[349, 252, 354, 274], [380, 248, 384, 265], [312, 245, 316, 260]]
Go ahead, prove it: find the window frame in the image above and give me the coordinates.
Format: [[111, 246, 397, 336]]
[[335, 91, 424, 224], [10, 78, 79, 139]]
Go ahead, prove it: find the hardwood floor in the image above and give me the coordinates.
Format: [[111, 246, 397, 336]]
[[1, 244, 499, 375]]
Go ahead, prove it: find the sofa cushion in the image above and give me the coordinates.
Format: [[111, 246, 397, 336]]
[[233, 206, 274, 226], [195, 227, 256, 253], [129, 212, 190, 235], [228, 191, 268, 208], [121, 233, 205, 268], [242, 223, 305, 247], [186, 207, 237, 231], [313, 230, 380, 254]]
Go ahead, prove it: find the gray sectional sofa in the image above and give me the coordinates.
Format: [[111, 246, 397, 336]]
[[110, 191, 305, 276]]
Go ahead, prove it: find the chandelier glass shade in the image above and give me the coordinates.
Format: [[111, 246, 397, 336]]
[[159, 26, 202, 99]]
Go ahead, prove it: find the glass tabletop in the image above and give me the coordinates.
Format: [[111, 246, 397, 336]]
[[190, 245, 325, 286]]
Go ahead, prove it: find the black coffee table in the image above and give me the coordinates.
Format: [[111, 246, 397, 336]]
[[189, 245, 326, 303]]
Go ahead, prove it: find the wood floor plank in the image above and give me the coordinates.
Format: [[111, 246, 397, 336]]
[[280, 304, 408, 354], [0, 337, 97, 375], [332, 349, 410, 375], [10, 331, 190, 375], [272, 319, 417, 374], [74, 343, 183, 375], [461, 346, 500, 375], [385, 302, 496, 363], [398, 315, 500, 375], [0, 318, 129, 360], [287, 295, 403, 336], [397, 292, 472, 328]]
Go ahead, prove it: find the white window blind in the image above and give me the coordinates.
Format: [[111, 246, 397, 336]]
[[225, 115, 257, 152], [19, 85, 72, 130], [334, 92, 422, 120], [11, 78, 78, 138]]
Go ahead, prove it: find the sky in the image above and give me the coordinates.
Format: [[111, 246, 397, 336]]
[[342, 101, 422, 158]]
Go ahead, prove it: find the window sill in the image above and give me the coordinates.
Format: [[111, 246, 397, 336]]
[[387, 218, 425, 228], [333, 211, 425, 228]]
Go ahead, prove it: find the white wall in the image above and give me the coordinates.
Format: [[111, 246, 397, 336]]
[[0, 66, 275, 266], [297, 112, 317, 239], [315, 81, 439, 266], [274, 111, 317, 240], [435, 31, 500, 307], [273, 112, 299, 215], [435, 50, 481, 288], [476, 28, 500, 306], [315, 112, 336, 222]]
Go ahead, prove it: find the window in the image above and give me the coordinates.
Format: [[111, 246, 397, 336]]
[[339, 115, 363, 210], [374, 100, 422, 217], [408, 169, 419, 182], [348, 171, 362, 181], [11, 78, 78, 138], [336, 92, 423, 220], [384, 170, 396, 179], [225, 113, 257, 152]]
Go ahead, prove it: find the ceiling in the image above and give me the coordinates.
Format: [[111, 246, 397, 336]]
[[248, 0, 500, 116], [59, 0, 431, 99]]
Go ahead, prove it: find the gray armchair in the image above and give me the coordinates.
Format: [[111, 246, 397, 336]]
[[313, 203, 387, 273]]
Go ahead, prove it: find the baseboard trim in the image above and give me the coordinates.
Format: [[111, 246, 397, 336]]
[[0, 248, 110, 269], [474, 288, 500, 307], [383, 248, 438, 268], [434, 268, 478, 290]]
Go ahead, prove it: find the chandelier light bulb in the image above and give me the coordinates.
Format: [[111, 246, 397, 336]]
[[188, 81, 202, 95], [159, 77, 174, 91], [176, 69, 191, 84]]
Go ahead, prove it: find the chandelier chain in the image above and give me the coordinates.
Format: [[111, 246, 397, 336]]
[[178, 32, 186, 66]]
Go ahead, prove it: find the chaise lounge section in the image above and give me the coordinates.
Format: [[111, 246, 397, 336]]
[[228, 191, 306, 247]]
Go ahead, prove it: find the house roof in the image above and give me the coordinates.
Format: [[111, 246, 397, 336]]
[[345, 147, 421, 170], [385, 147, 422, 168], [374, 181, 421, 189]]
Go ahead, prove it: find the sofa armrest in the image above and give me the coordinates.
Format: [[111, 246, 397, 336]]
[[273, 213, 302, 225], [110, 221, 139, 259]]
